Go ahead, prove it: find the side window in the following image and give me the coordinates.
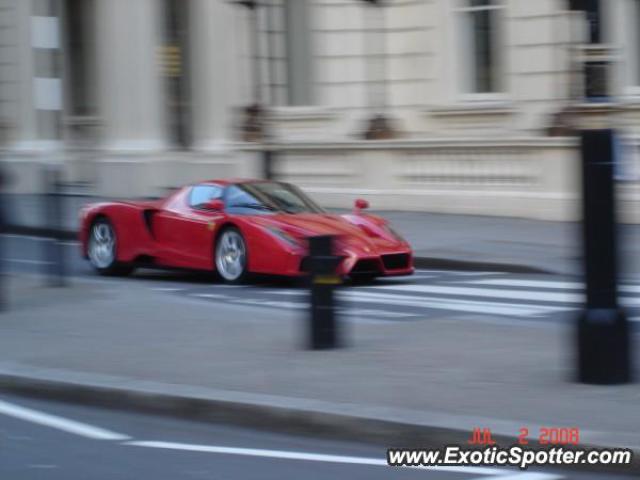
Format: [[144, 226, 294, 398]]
[[189, 185, 223, 209], [224, 185, 273, 215], [225, 185, 259, 208]]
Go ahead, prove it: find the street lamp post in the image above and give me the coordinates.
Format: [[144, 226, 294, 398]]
[[360, 0, 397, 140]]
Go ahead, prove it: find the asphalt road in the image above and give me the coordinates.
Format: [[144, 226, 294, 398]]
[[3, 234, 640, 326], [0, 393, 635, 480]]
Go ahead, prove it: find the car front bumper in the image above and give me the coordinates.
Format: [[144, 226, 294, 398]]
[[295, 250, 414, 277]]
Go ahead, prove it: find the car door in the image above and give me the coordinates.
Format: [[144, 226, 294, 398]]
[[154, 184, 225, 269]]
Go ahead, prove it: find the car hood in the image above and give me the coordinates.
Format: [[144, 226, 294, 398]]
[[252, 213, 404, 252]]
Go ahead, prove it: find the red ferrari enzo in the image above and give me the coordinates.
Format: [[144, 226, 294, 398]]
[[79, 179, 413, 283]]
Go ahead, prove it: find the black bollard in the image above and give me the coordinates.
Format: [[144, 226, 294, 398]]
[[308, 235, 342, 350], [577, 129, 631, 384], [43, 166, 66, 287]]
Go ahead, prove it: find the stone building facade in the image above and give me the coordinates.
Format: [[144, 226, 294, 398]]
[[1, 0, 639, 220]]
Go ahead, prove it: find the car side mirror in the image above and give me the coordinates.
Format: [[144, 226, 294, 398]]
[[354, 198, 369, 214], [203, 199, 224, 212]]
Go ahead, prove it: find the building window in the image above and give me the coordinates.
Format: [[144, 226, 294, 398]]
[[162, 0, 191, 148], [65, 0, 94, 116], [569, 0, 602, 44], [458, 0, 504, 95]]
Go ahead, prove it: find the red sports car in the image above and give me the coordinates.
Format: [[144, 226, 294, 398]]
[[79, 179, 413, 283]]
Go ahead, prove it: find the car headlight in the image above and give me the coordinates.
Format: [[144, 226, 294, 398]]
[[266, 226, 303, 248]]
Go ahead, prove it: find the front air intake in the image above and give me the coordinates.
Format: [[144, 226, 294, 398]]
[[381, 253, 410, 270]]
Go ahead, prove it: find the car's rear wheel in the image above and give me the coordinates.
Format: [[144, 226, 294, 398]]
[[88, 217, 133, 276], [215, 227, 248, 283]]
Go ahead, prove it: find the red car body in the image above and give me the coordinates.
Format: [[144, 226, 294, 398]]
[[79, 179, 414, 278]]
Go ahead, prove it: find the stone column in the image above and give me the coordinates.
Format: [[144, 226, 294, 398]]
[[94, 0, 166, 151], [189, 0, 240, 150], [9, 0, 61, 150]]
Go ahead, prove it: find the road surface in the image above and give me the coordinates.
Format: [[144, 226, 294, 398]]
[[3, 234, 640, 325], [0, 393, 634, 480]]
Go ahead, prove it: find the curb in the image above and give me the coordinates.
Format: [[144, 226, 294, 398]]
[[0, 364, 637, 475], [5, 226, 552, 275], [5, 225, 76, 241], [412, 256, 551, 275]]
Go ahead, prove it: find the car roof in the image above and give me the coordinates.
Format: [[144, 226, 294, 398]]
[[198, 178, 278, 187]]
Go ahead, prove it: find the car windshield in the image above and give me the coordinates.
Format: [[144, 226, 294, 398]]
[[225, 182, 325, 215]]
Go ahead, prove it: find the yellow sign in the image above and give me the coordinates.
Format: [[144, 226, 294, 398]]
[[158, 45, 182, 77], [314, 274, 342, 285]]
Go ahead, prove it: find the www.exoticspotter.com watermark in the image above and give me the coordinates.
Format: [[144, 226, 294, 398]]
[[387, 445, 633, 470]]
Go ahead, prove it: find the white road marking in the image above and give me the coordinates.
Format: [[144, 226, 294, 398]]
[[268, 289, 571, 317], [220, 293, 418, 319], [444, 272, 504, 277], [367, 285, 640, 307], [343, 308, 418, 319], [467, 278, 640, 294], [2, 234, 47, 241], [213, 284, 252, 289], [339, 290, 571, 317], [0, 399, 130, 441], [125, 440, 561, 479], [467, 279, 584, 290], [153, 287, 184, 293], [190, 293, 230, 299], [371, 284, 584, 304], [404, 275, 436, 280], [7, 258, 51, 265], [233, 298, 306, 309], [618, 285, 640, 295], [415, 270, 501, 276], [489, 475, 563, 480]]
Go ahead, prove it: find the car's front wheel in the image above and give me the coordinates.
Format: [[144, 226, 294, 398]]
[[87, 217, 133, 276], [215, 227, 248, 283]]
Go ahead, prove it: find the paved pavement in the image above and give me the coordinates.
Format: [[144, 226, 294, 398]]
[[5, 193, 640, 274], [5, 393, 631, 480]]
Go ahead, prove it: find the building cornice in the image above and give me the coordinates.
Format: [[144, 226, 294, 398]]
[[233, 137, 578, 152]]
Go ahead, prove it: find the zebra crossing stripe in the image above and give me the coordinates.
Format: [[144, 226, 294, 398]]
[[467, 278, 640, 294], [265, 289, 563, 316], [268, 286, 576, 315], [338, 290, 571, 317], [368, 284, 584, 304], [467, 279, 583, 290]]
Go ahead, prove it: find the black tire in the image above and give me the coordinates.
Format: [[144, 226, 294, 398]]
[[87, 217, 134, 276], [214, 226, 249, 284]]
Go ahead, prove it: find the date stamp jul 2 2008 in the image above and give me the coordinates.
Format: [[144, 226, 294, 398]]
[[468, 427, 581, 446]]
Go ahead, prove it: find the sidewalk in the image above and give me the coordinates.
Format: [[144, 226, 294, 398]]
[[5, 193, 640, 275], [1, 275, 639, 470]]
